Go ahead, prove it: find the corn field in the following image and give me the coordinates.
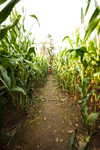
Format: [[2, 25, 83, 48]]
[[52, 2, 100, 149], [0, 0, 49, 135]]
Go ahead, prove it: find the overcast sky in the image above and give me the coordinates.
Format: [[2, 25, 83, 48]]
[[1, 0, 100, 51], [24, 0, 86, 50], [23, 0, 99, 50]]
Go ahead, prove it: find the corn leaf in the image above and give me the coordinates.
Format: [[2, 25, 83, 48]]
[[24, 59, 41, 73], [62, 36, 73, 48], [30, 15, 40, 27], [85, 0, 91, 16], [28, 47, 36, 56], [85, 112, 100, 130], [0, 0, 7, 5], [1, 58, 9, 69], [81, 7, 84, 24], [69, 131, 75, 150], [89, 7, 100, 24], [0, 65, 11, 87], [65, 71, 71, 89], [83, 17, 100, 43], [0, 0, 20, 24], [11, 86, 26, 95], [0, 15, 21, 40], [1, 131, 12, 137], [9, 61, 15, 88]]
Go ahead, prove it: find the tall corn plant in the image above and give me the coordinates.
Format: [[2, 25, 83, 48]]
[[53, 1, 100, 148], [0, 3, 48, 136], [0, 0, 22, 134]]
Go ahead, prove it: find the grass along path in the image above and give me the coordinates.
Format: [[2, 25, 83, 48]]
[[2, 74, 99, 150]]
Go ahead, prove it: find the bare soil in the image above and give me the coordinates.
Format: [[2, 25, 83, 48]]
[[0, 75, 100, 150]]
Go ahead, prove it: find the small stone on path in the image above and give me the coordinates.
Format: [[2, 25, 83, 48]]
[[75, 124, 78, 127], [37, 145, 39, 148], [62, 130, 64, 132], [69, 122, 72, 125], [56, 137, 59, 142], [60, 139, 63, 142], [68, 130, 74, 134], [44, 117, 46, 121]]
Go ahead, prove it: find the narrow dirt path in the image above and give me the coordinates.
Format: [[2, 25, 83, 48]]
[[10, 75, 84, 150]]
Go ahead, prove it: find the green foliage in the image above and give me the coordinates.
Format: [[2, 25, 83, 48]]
[[53, 3, 100, 148], [83, 7, 100, 43], [85, 0, 91, 16], [85, 112, 100, 130], [62, 35, 73, 48], [30, 15, 40, 27], [0, 65, 11, 87], [0, 0, 7, 5], [69, 131, 75, 150], [0, 15, 21, 41], [0, 6, 49, 135], [0, 0, 20, 24], [81, 7, 84, 24]]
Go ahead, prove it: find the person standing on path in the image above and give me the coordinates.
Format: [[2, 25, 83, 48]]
[[48, 66, 52, 74]]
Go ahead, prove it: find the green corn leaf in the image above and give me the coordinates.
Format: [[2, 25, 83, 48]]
[[1, 58, 9, 69], [75, 84, 82, 97], [70, 102, 76, 110], [82, 77, 89, 97], [9, 61, 15, 88], [11, 86, 27, 103], [62, 36, 73, 48], [0, 0, 20, 24], [85, 112, 100, 130], [69, 131, 75, 150], [89, 7, 100, 24], [83, 18, 100, 43], [85, 0, 91, 16], [0, 77, 15, 104], [0, 86, 6, 90], [1, 131, 12, 137], [84, 105, 89, 126], [0, 0, 7, 5], [0, 15, 21, 40], [28, 47, 36, 56], [76, 32, 80, 45], [65, 71, 71, 89], [65, 47, 88, 55], [81, 7, 84, 24], [16, 77, 24, 86], [0, 65, 11, 87], [30, 15, 40, 27], [0, 28, 7, 41], [95, 0, 99, 8], [24, 59, 41, 73], [11, 86, 26, 95], [75, 47, 88, 53], [97, 25, 100, 35]]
